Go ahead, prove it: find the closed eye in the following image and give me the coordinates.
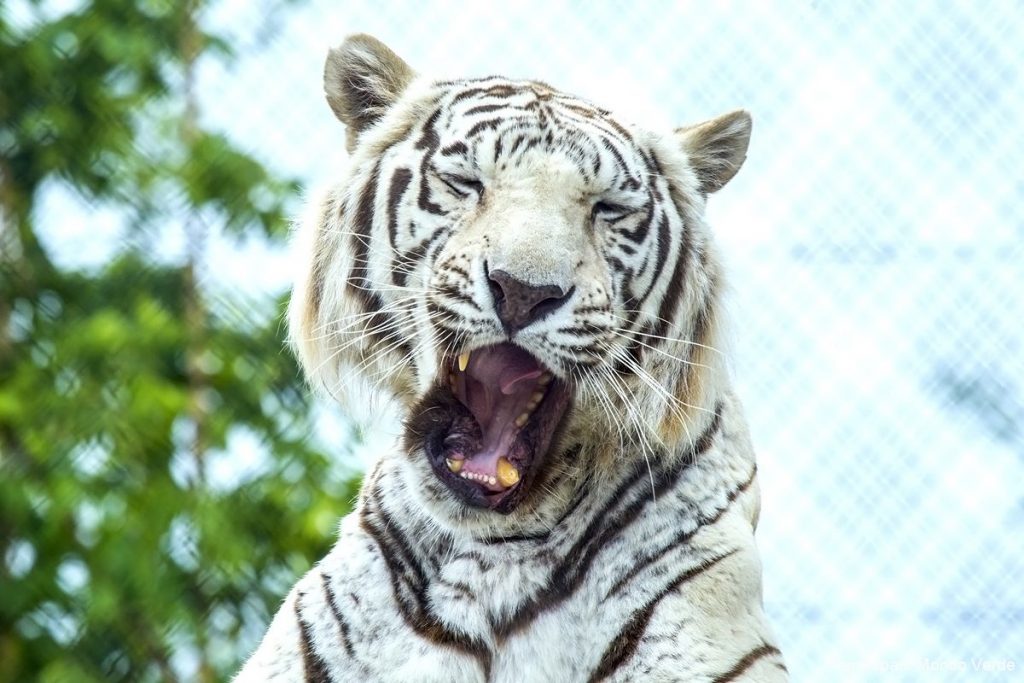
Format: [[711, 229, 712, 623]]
[[439, 173, 484, 197], [592, 201, 635, 222]]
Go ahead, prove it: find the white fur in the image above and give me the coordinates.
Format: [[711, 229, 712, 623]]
[[240, 38, 784, 682]]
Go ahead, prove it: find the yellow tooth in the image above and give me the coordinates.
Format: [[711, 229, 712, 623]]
[[458, 352, 470, 372], [497, 457, 520, 487], [446, 458, 463, 473], [515, 413, 529, 427], [538, 373, 553, 385], [531, 391, 545, 403], [526, 400, 538, 411]]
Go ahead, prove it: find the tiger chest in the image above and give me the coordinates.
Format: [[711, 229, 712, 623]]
[[421, 539, 667, 681]]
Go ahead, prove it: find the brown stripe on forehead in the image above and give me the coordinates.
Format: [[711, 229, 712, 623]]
[[603, 115, 636, 146], [416, 107, 442, 150], [464, 102, 532, 116], [563, 102, 598, 119], [557, 104, 637, 152], [466, 116, 510, 138], [449, 82, 526, 106], [599, 135, 631, 176]]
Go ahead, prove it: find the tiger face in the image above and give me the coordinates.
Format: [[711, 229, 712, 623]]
[[290, 35, 751, 533]]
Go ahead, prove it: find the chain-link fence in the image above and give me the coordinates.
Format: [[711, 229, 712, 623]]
[[8, 0, 1023, 680]]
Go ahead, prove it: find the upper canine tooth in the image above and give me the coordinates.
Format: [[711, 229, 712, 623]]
[[458, 352, 470, 372], [497, 457, 520, 487], [446, 458, 463, 473]]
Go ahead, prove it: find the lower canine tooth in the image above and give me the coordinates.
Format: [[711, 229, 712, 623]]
[[497, 457, 520, 487], [446, 458, 463, 473]]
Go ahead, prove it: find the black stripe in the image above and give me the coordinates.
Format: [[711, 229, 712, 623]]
[[416, 109, 446, 215], [468, 116, 530, 138], [437, 282, 481, 309], [394, 226, 447, 288], [618, 197, 656, 249], [636, 209, 671, 307], [465, 102, 525, 115], [386, 167, 412, 254], [710, 644, 785, 683], [587, 548, 741, 682], [599, 136, 629, 176], [359, 484, 492, 677], [604, 464, 757, 599], [344, 162, 411, 357], [651, 186, 694, 340], [650, 239, 687, 341], [347, 160, 380, 304], [307, 195, 341, 321], [320, 572, 355, 658], [449, 83, 522, 106], [493, 405, 723, 640], [295, 598, 333, 682], [440, 141, 469, 156], [368, 485, 428, 589]]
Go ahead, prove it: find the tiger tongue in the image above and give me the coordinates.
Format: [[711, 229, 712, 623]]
[[458, 344, 544, 450]]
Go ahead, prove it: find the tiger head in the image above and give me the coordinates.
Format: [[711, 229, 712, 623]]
[[290, 35, 751, 534]]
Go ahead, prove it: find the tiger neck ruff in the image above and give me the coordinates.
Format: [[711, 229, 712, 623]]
[[237, 34, 787, 682]]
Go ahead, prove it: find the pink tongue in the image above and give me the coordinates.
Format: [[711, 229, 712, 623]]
[[458, 345, 543, 483], [468, 345, 542, 396]]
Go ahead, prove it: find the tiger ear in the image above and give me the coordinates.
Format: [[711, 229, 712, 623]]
[[324, 34, 416, 152], [675, 110, 752, 194]]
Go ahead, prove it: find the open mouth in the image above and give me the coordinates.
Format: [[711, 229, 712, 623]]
[[408, 343, 572, 513]]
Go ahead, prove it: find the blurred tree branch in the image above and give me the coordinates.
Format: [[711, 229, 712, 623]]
[[0, 2, 356, 681]]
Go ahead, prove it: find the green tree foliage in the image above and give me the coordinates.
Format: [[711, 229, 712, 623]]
[[0, 2, 358, 680]]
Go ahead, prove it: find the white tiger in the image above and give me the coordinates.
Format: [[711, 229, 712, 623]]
[[237, 34, 787, 682]]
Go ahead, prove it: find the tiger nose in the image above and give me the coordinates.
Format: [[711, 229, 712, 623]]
[[487, 268, 573, 334]]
